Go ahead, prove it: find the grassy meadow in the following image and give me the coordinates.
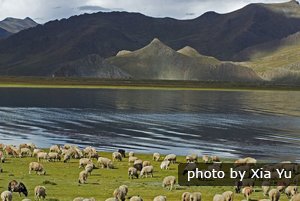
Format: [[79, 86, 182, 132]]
[[0, 151, 293, 201]]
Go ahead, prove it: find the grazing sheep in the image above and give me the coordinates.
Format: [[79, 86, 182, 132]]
[[29, 162, 46, 175], [164, 154, 176, 164], [85, 163, 94, 175], [118, 149, 126, 158], [211, 156, 220, 162], [78, 170, 88, 184], [113, 188, 126, 201], [112, 152, 122, 161], [0, 151, 5, 163], [84, 147, 98, 159], [140, 165, 153, 178], [128, 156, 138, 164], [37, 152, 49, 162], [269, 189, 280, 201], [119, 185, 128, 194], [162, 176, 176, 191], [262, 181, 271, 196], [160, 160, 171, 170], [242, 187, 253, 201], [291, 194, 300, 201], [128, 167, 139, 179], [186, 154, 198, 163], [79, 158, 92, 168], [63, 153, 71, 163], [34, 186, 46, 200], [130, 196, 143, 201], [222, 191, 233, 201], [50, 145, 61, 153], [4, 145, 19, 157], [32, 149, 42, 157], [8, 180, 28, 197], [213, 194, 225, 201], [142, 161, 151, 167], [21, 199, 32, 201], [258, 199, 270, 201], [48, 152, 61, 162], [285, 186, 298, 198], [153, 195, 167, 201], [19, 148, 32, 158], [1, 191, 12, 201], [182, 192, 191, 201], [129, 152, 135, 157], [153, 153, 160, 161], [98, 157, 114, 169], [234, 157, 256, 167], [202, 155, 210, 163], [134, 159, 143, 171], [190, 192, 202, 201]]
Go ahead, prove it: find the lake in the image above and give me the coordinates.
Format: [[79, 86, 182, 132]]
[[0, 88, 299, 162]]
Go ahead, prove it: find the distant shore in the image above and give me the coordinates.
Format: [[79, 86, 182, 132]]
[[0, 77, 299, 91]]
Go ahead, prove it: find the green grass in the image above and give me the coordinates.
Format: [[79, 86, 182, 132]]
[[0, 152, 292, 201], [0, 77, 299, 91]]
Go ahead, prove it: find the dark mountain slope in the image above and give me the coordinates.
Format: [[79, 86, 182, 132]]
[[0, 1, 300, 73]]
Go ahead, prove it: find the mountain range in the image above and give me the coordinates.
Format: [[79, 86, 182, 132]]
[[0, 17, 38, 39], [0, 0, 300, 83]]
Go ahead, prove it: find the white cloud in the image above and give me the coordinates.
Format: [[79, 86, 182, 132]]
[[0, 0, 293, 23]]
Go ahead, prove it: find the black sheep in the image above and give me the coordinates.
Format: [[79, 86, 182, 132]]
[[8, 180, 28, 197]]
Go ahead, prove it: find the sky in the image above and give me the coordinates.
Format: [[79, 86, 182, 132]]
[[0, 0, 293, 23]]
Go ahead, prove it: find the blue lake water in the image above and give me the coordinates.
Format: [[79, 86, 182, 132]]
[[0, 88, 299, 161]]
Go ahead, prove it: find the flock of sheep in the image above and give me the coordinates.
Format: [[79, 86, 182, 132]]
[[0, 143, 300, 201]]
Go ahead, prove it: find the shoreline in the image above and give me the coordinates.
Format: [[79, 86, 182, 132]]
[[0, 77, 299, 91]]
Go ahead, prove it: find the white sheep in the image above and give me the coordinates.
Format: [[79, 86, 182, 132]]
[[153, 153, 160, 161], [37, 152, 49, 162], [50, 145, 61, 153], [130, 196, 143, 201], [79, 158, 92, 168], [113, 188, 126, 201], [162, 176, 176, 191], [242, 187, 253, 201], [140, 165, 153, 178], [186, 154, 198, 163], [129, 152, 135, 157], [182, 192, 191, 201], [78, 170, 88, 184], [222, 191, 233, 201], [128, 167, 138, 179], [213, 194, 225, 201], [291, 194, 300, 201], [1, 191, 12, 201], [190, 192, 201, 201], [19, 148, 32, 158], [119, 185, 128, 196], [128, 156, 138, 163], [153, 195, 166, 201], [112, 152, 122, 161], [142, 161, 151, 167], [21, 199, 32, 201], [98, 157, 113, 169], [29, 162, 46, 175], [85, 163, 94, 175], [285, 186, 298, 198], [164, 154, 176, 164], [262, 181, 271, 196], [269, 189, 280, 201], [202, 155, 210, 163], [32, 149, 42, 157], [34, 186, 46, 200], [48, 152, 61, 162], [160, 160, 171, 170]]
